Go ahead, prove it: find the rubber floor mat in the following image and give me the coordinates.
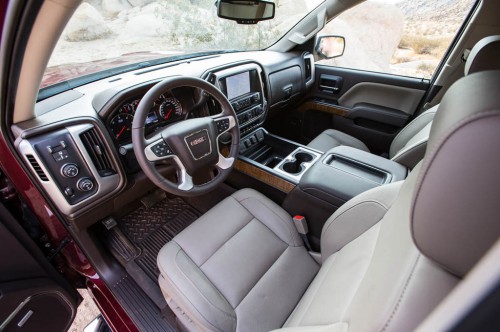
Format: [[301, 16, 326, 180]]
[[118, 197, 200, 281]]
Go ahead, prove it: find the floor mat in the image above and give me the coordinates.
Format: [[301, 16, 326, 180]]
[[116, 197, 200, 281]]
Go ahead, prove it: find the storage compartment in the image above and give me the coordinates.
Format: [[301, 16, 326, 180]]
[[323, 154, 388, 185], [239, 128, 321, 183], [241, 128, 297, 164]]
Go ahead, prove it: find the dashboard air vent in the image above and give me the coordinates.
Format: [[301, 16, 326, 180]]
[[303, 53, 315, 88], [304, 56, 312, 82], [207, 96, 221, 116], [26, 155, 49, 181], [80, 127, 116, 177]]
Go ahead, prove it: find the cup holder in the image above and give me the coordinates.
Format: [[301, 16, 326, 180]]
[[281, 151, 315, 175], [295, 152, 313, 163], [282, 161, 304, 174]]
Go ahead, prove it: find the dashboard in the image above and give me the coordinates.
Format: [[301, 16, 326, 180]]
[[14, 50, 314, 224]]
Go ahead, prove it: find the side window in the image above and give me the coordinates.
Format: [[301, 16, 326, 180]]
[[316, 0, 476, 79]]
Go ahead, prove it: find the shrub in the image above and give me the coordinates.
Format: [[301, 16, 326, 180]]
[[399, 34, 450, 55]]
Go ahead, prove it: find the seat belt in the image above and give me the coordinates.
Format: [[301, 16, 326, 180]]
[[293, 215, 312, 251]]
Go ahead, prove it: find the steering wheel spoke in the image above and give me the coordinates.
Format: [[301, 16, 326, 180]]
[[170, 156, 194, 191], [216, 154, 235, 170]]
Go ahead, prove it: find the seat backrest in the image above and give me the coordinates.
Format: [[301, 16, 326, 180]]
[[389, 35, 500, 169], [411, 70, 500, 278]]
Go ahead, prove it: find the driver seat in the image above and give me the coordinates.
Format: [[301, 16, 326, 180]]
[[157, 71, 500, 331]]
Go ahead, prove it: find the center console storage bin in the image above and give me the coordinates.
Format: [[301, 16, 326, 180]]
[[283, 146, 408, 250], [240, 129, 298, 168]]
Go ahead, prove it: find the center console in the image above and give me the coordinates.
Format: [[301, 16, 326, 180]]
[[208, 63, 267, 136], [238, 128, 408, 250]]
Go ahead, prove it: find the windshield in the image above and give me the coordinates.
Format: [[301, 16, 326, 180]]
[[41, 0, 324, 90]]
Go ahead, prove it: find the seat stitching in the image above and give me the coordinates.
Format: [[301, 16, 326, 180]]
[[291, 252, 339, 325], [198, 215, 255, 267], [379, 254, 421, 332], [236, 196, 299, 246], [233, 246, 289, 310], [340, 222, 383, 321], [166, 242, 237, 322]]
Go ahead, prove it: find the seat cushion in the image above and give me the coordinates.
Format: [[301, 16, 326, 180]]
[[157, 189, 319, 332], [307, 129, 369, 153]]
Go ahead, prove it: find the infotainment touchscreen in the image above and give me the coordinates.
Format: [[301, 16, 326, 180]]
[[226, 71, 250, 100]]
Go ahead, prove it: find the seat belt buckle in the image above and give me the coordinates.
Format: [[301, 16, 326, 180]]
[[293, 215, 308, 235], [293, 215, 312, 251]]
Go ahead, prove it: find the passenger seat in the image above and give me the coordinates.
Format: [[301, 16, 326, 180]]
[[308, 35, 500, 169]]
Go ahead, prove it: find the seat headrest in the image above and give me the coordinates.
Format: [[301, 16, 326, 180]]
[[464, 35, 500, 75], [411, 70, 500, 278]]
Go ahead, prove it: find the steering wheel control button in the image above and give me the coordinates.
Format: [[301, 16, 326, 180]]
[[216, 118, 230, 134], [151, 141, 173, 157], [77, 178, 94, 192], [61, 163, 79, 178]]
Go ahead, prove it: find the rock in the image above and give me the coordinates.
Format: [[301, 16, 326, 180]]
[[63, 3, 111, 42], [120, 13, 164, 39], [102, 0, 131, 17], [319, 2, 404, 72], [127, 0, 156, 7], [84, 0, 102, 9]]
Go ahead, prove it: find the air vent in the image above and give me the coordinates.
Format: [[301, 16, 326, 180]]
[[304, 56, 312, 82], [26, 155, 49, 181], [80, 127, 116, 177], [207, 96, 222, 115], [303, 53, 315, 88]]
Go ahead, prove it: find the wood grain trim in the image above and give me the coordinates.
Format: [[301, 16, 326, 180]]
[[235, 159, 295, 193], [297, 101, 350, 117]]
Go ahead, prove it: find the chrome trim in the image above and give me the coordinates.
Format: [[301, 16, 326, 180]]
[[171, 155, 194, 191], [214, 115, 237, 170], [183, 129, 212, 160], [303, 53, 316, 89], [17, 123, 121, 217], [273, 147, 322, 183]]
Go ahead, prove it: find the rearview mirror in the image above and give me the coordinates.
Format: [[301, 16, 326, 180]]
[[217, 0, 275, 24], [316, 35, 345, 59]]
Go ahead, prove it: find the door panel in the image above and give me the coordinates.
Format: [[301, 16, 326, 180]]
[[302, 65, 429, 153], [0, 203, 79, 331]]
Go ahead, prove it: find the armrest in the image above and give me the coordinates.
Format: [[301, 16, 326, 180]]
[[298, 146, 407, 205]]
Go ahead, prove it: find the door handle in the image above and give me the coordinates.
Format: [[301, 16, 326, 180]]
[[319, 74, 343, 94]]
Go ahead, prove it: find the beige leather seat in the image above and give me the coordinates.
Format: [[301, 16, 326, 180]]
[[157, 70, 500, 331], [308, 35, 500, 169]]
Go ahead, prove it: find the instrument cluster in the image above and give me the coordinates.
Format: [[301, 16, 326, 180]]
[[108, 94, 185, 142]]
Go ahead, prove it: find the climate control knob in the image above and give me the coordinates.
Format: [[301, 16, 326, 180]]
[[61, 163, 79, 178], [77, 178, 94, 192]]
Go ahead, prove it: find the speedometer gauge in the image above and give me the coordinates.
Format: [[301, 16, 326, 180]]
[[159, 98, 183, 122], [110, 113, 134, 140]]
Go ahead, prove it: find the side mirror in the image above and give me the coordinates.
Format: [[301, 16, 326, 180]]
[[316, 35, 345, 59], [216, 0, 275, 24]]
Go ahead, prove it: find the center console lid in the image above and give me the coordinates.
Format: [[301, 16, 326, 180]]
[[299, 146, 408, 206]]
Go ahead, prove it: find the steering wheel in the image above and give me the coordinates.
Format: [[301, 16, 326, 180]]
[[132, 76, 240, 196]]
